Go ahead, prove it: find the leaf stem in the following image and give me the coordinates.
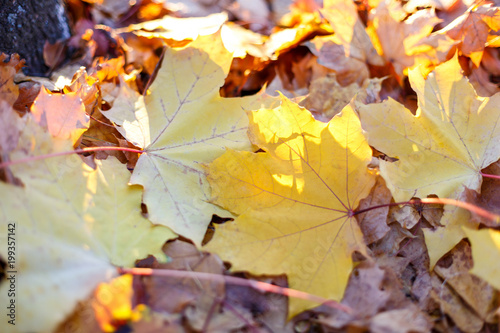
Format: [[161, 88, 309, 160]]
[[0, 146, 144, 169], [481, 172, 500, 180], [117, 267, 353, 314], [354, 198, 500, 223]]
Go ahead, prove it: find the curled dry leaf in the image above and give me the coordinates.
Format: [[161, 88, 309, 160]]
[[356, 175, 392, 244], [438, 4, 500, 66]]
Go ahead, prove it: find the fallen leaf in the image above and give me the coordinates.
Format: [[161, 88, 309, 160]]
[[103, 32, 274, 246], [356, 175, 392, 244], [63, 67, 100, 115], [220, 23, 268, 59], [463, 227, 500, 291], [429, 273, 484, 332], [469, 64, 500, 97], [204, 95, 375, 316], [463, 160, 500, 226], [428, 239, 497, 332], [317, 262, 431, 332], [135, 240, 225, 315], [0, 53, 24, 105], [367, 0, 455, 79], [31, 87, 90, 145], [300, 73, 383, 121], [12, 80, 41, 113], [371, 222, 415, 257], [439, 4, 500, 66], [0, 116, 174, 333], [433, 241, 497, 322], [134, 240, 274, 332], [121, 12, 228, 43], [321, 0, 384, 66], [369, 308, 432, 333], [357, 54, 500, 267], [404, 0, 458, 12]]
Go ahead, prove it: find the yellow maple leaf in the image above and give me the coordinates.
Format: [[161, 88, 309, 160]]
[[204, 95, 375, 317], [463, 228, 500, 290], [357, 54, 500, 267], [103, 32, 274, 245], [0, 116, 175, 333]]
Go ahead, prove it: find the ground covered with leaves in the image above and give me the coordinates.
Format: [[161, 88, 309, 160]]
[[1, 0, 500, 332]]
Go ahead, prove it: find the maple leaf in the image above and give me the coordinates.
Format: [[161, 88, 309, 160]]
[[357, 54, 500, 267], [31, 86, 90, 145], [439, 4, 500, 66], [0, 116, 175, 333], [307, 0, 384, 85], [204, 95, 375, 317], [321, 0, 384, 66], [463, 228, 500, 290], [103, 32, 274, 245], [366, 0, 456, 79]]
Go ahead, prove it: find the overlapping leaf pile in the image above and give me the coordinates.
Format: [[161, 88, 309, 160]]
[[1, 0, 500, 332]]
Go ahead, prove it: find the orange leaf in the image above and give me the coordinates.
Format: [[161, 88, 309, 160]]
[[31, 87, 90, 144], [441, 4, 500, 66]]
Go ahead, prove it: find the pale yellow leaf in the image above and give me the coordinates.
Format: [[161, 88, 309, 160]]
[[0, 117, 174, 333], [463, 227, 500, 290], [103, 32, 275, 245]]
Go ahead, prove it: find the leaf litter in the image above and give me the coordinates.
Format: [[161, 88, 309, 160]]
[[1, 0, 500, 332]]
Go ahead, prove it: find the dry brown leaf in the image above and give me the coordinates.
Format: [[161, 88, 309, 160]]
[[0, 53, 24, 105], [463, 160, 500, 226], [316, 262, 431, 332], [371, 222, 415, 257], [440, 4, 500, 66], [300, 73, 383, 121], [135, 240, 225, 315], [307, 35, 371, 85], [389, 203, 421, 230], [367, 0, 455, 80], [133, 240, 286, 332], [434, 241, 497, 321], [356, 175, 392, 244], [370, 308, 432, 333], [13, 81, 41, 114]]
